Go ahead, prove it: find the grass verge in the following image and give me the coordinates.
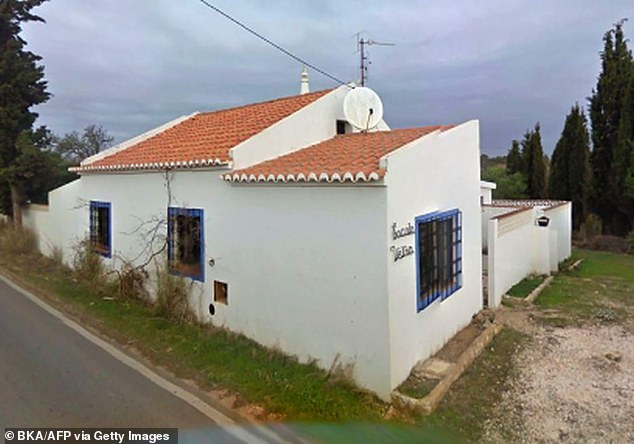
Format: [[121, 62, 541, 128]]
[[417, 328, 529, 442], [0, 251, 385, 422], [507, 274, 546, 298], [535, 249, 634, 326]]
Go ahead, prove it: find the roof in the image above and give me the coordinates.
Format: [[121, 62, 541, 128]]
[[223, 125, 453, 184], [490, 199, 568, 209], [72, 89, 333, 173]]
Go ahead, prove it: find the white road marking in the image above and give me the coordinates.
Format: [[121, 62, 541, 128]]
[[0, 273, 292, 444]]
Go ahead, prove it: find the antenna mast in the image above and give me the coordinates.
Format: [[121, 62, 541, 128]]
[[357, 34, 394, 86]]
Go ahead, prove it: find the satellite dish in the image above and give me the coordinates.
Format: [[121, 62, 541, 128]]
[[343, 87, 384, 130]]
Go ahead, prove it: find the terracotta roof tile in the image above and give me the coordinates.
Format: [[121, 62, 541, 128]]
[[76, 89, 333, 172], [224, 125, 453, 183]]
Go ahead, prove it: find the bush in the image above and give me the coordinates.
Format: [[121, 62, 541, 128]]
[[72, 238, 108, 288], [627, 231, 634, 255], [50, 245, 64, 269], [154, 259, 194, 323], [585, 235, 630, 254], [0, 226, 38, 255], [117, 262, 148, 301], [580, 213, 602, 242]]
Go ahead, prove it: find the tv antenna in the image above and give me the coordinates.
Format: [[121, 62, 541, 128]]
[[356, 33, 394, 86]]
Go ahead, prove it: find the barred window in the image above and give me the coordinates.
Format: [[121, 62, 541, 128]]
[[167, 207, 204, 281], [90, 201, 111, 257], [416, 209, 462, 312]]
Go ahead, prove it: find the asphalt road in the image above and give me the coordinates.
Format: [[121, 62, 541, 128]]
[[0, 275, 220, 428], [0, 274, 297, 444]]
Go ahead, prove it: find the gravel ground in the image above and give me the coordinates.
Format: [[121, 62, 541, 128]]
[[483, 324, 634, 443]]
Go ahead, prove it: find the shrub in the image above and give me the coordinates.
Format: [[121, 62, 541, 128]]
[[585, 235, 629, 254], [627, 231, 634, 255], [0, 226, 38, 255], [154, 259, 194, 323], [72, 238, 108, 287], [117, 262, 148, 301], [50, 245, 64, 269], [580, 213, 602, 242]]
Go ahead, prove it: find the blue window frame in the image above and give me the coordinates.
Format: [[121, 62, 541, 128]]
[[89, 201, 111, 258], [167, 207, 204, 282], [415, 209, 462, 312]]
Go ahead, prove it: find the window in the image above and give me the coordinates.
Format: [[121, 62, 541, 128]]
[[214, 280, 228, 305], [336, 119, 351, 135], [90, 201, 111, 257], [415, 209, 462, 312], [167, 207, 204, 281]]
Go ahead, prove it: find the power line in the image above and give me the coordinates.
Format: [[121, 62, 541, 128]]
[[195, 0, 348, 86]]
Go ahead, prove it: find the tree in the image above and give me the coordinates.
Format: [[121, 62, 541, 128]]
[[0, 0, 50, 228], [520, 123, 547, 198], [56, 124, 114, 162], [2, 129, 74, 205], [549, 104, 591, 229], [506, 140, 522, 174], [589, 20, 634, 235], [482, 164, 527, 199]]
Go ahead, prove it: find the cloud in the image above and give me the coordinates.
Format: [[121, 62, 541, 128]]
[[21, 0, 633, 155]]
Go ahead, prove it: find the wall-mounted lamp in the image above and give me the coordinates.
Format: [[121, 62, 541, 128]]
[[537, 216, 550, 227]]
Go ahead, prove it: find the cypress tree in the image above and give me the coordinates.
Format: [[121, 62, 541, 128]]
[[549, 104, 591, 228], [0, 0, 50, 227], [506, 140, 522, 174], [589, 20, 634, 234], [521, 123, 547, 199]]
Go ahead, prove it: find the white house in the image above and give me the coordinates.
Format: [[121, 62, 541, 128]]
[[24, 84, 483, 399], [480, 180, 496, 205]]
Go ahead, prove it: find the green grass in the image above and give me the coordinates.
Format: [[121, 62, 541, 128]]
[[0, 253, 385, 422], [397, 376, 439, 399], [569, 249, 633, 279], [507, 274, 546, 298], [535, 249, 634, 325], [418, 328, 529, 443]]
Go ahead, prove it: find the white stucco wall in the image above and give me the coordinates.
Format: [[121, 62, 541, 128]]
[[481, 205, 516, 253], [29, 169, 392, 398], [216, 182, 391, 397], [23, 180, 84, 261], [22, 204, 51, 256], [479, 181, 496, 205], [230, 86, 390, 169], [383, 121, 483, 390], [487, 209, 536, 307], [487, 203, 571, 307], [545, 203, 572, 268]]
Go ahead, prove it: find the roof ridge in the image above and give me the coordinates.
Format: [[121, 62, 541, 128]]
[[223, 123, 457, 184], [198, 88, 336, 116], [330, 125, 455, 138]]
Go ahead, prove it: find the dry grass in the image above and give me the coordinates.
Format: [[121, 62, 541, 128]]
[[154, 259, 195, 323], [0, 225, 38, 255], [71, 238, 111, 291], [117, 262, 149, 301]]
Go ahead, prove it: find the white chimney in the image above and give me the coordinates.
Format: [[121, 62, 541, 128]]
[[300, 66, 310, 95]]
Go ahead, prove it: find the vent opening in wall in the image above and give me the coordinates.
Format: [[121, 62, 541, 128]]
[[214, 280, 228, 305], [336, 120, 351, 135], [208, 304, 215, 316]]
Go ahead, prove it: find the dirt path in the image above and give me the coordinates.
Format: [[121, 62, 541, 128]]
[[483, 309, 634, 443]]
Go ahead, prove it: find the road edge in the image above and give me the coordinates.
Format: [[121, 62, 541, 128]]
[[0, 270, 295, 444]]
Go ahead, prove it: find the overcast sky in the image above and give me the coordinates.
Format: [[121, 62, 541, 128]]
[[21, 0, 633, 156]]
